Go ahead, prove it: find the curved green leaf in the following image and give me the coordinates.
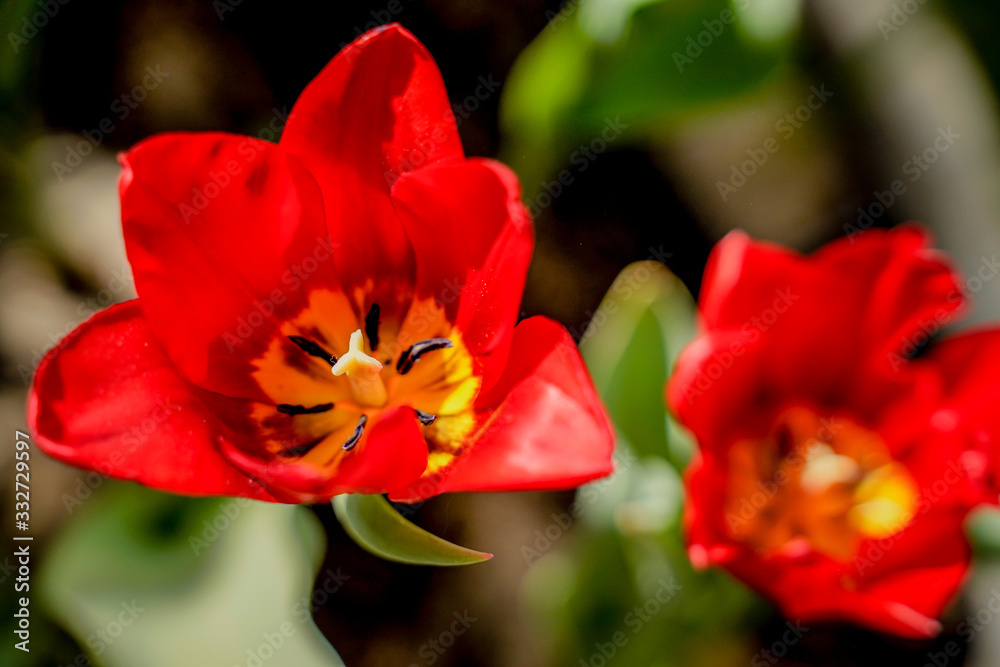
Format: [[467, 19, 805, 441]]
[[580, 261, 697, 466], [333, 494, 492, 566]]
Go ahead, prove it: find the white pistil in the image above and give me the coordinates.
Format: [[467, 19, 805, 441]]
[[800, 443, 861, 494], [331, 329, 387, 407]]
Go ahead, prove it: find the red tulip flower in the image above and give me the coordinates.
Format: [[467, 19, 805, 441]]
[[29, 25, 614, 504], [668, 226, 997, 638]]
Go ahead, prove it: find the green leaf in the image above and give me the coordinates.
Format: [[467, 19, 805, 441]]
[[41, 484, 343, 667], [500, 0, 796, 195], [500, 20, 594, 190], [968, 506, 1000, 560], [333, 494, 493, 566], [580, 261, 697, 465]]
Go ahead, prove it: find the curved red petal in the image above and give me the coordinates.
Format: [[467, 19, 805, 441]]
[[27, 301, 276, 501], [697, 226, 964, 400], [391, 317, 614, 501], [281, 24, 463, 300], [219, 405, 428, 502], [391, 158, 534, 387], [772, 513, 969, 638], [667, 330, 773, 453], [332, 406, 429, 497], [925, 329, 1000, 500], [119, 132, 333, 400]]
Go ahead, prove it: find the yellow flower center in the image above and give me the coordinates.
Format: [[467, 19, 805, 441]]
[[724, 407, 918, 561], [247, 288, 482, 476]]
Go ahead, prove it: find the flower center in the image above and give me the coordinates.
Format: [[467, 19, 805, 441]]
[[724, 407, 918, 561], [247, 289, 481, 473], [331, 329, 387, 407]]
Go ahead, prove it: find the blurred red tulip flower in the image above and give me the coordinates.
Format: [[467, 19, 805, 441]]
[[29, 24, 614, 504], [669, 226, 998, 638]]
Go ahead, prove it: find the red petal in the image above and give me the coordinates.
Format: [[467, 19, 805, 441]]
[[119, 132, 332, 400], [391, 158, 534, 386], [926, 329, 1000, 500], [391, 317, 615, 502], [698, 226, 963, 398], [671, 226, 965, 446], [333, 406, 429, 497], [281, 24, 463, 301], [667, 330, 774, 452], [220, 406, 428, 502], [776, 512, 970, 638], [27, 302, 277, 501]]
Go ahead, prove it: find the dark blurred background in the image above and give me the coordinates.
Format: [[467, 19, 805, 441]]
[[5, 0, 1000, 665]]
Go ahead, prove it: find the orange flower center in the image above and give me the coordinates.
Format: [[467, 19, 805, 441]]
[[248, 288, 481, 476], [724, 407, 918, 561]]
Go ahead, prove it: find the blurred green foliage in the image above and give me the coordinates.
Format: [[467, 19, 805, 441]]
[[39, 484, 342, 667], [521, 261, 765, 667], [501, 0, 798, 192]]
